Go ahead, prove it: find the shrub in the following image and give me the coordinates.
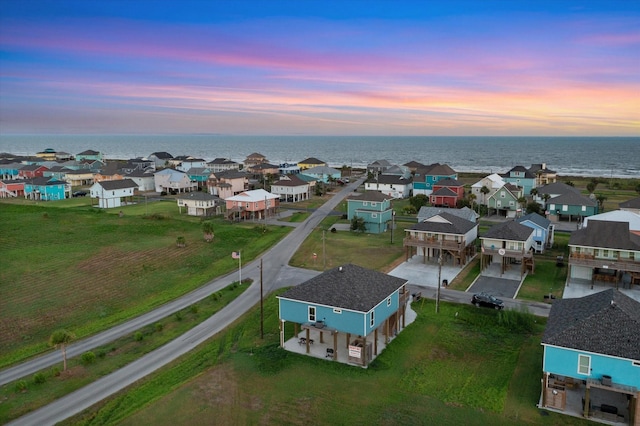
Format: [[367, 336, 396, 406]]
[[81, 351, 97, 365], [190, 304, 199, 314], [96, 348, 107, 359], [174, 311, 184, 321], [134, 331, 144, 342], [50, 366, 61, 377], [33, 372, 46, 384], [15, 380, 28, 392], [154, 322, 164, 332]]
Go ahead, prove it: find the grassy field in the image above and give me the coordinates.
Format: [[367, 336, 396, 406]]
[[0, 282, 247, 424], [64, 293, 590, 426], [0, 200, 291, 367]]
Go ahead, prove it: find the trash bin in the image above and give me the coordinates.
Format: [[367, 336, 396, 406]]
[[442, 279, 448, 287]]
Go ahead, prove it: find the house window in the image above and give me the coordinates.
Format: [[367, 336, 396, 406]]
[[370, 311, 375, 327], [333, 308, 342, 314], [509, 201, 514, 206], [387, 297, 391, 307], [578, 354, 591, 375], [308, 306, 316, 322], [562, 205, 568, 211], [582, 205, 586, 211], [372, 213, 377, 218], [633, 361, 640, 367], [363, 202, 368, 206], [371, 202, 377, 207], [500, 192, 505, 198]]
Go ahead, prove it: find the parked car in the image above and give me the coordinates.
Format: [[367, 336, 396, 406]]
[[471, 292, 504, 310], [72, 190, 87, 197]]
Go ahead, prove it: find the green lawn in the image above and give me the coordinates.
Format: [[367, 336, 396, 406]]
[[0, 201, 291, 367], [68, 294, 590, 426]]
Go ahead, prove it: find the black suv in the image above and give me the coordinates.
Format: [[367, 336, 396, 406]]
[[471, 292, 505, 310]]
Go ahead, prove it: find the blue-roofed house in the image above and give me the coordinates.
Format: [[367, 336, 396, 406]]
[[516, 212, 554, 253], [300, 165, 341, 184], [277, 264, 411, 367], [346, 191, 394, 234], [540, 289, 640, 424]]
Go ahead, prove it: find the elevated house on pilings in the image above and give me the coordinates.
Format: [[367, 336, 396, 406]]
[[480, 220, 535, 278], [277, 264, 411, 368], [403, 211, 478, 266]]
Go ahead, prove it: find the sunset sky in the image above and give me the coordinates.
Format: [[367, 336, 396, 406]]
[[1, 1, 638, 136]]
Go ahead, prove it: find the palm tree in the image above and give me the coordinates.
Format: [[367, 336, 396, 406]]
[[480, 185, 490, 205], [595, 194, 607, 212], [202, 221, 214, 242], [468, 193, 477, 212], [49, 329, 75, 371]]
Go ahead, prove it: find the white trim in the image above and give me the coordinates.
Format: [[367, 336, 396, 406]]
[[578, 354, 591, 375], [542, 343, 640, 365]]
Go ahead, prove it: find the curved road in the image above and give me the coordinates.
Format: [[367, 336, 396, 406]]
[[7, 178, 364, 426]]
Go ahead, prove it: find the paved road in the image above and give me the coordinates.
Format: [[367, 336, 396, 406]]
[[6, 178, 363, 426], [407, 284, 551, 317]]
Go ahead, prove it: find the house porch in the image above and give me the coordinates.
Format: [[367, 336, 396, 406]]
[[540, 373, 640, 425], [280, 304, 416, 368]]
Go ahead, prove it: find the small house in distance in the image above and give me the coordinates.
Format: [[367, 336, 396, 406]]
[[345, 191, 394, 234], [277, 264, 413, 367], [90, 179, 138, 208]]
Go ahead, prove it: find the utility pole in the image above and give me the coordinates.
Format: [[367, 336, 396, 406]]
[[390, 210, 396, 244], [260, 257, 264, 339], [436, 239, 443, 313]]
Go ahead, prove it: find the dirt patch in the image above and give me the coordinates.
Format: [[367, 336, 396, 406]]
[[193, 364, 240, 407], [57, 365, 87, 381]]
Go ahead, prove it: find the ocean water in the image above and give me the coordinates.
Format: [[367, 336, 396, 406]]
[[0, 135, 638, 178]]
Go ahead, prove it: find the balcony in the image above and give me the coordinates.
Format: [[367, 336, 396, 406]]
[[403, 237, 463, 251], [569, 253, 640, 273]]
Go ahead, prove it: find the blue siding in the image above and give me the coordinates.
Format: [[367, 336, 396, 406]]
[[371, 291, 399, 330], [280, 299, 367, 335], [544, 345, 640, 388]]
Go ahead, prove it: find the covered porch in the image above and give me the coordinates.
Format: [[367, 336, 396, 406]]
[[541, 373, 640, 425], [280, 304, 416, 368]]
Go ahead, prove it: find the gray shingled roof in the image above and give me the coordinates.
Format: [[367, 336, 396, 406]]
[[431, 187, 457, 197], [273, 175, 308, 187], [347, 191, 393, 202], [569, 220, 640, 250], [278, 264, 407, 312], [177, 192, 219, 201], [620, 197, 640, 209], [482, 220, 534, 241], [366, 175, 412, 185], [516, 212, 551, 229], [97, 179, 138, 190], [434, 177, 462, 187], [549, 191, 596, 206], [300, 157, 325, 165], [417, 206, 478, 223], [538, 182, 581, 196], [542, 289, 640, 360], [408, 211, 476, 235]]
